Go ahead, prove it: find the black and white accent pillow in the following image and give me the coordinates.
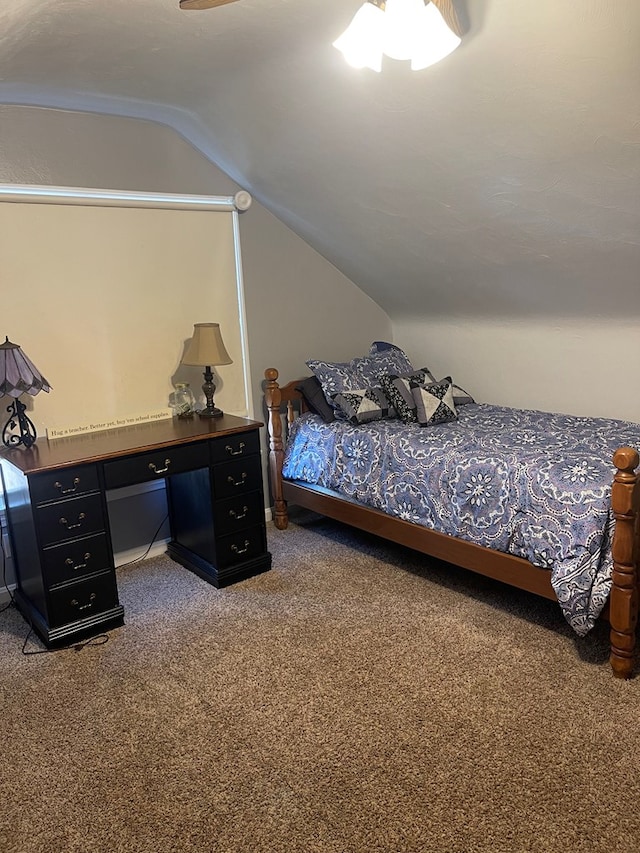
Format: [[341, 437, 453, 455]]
[[379, 367, 437, 424], [331, 387, 391, 425], [409, 377, 458, 426], [380, 367, 474, 423]]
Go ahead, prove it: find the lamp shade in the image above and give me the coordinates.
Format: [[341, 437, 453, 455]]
[[411, 1, 461, 70], [181, 323, 232, 367], [0, 337, 52, 398], [332, 1, 385, 71]]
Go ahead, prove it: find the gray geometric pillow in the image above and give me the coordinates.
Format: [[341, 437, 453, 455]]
[[331, 387, 390, 425], [378, 367, 437, 424], [409, 377, 458, 426], [447, 381, 475, 406]]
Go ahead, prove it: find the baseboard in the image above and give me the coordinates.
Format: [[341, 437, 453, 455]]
[[265, 506, 273, 523], [114, 538, 171, 568]]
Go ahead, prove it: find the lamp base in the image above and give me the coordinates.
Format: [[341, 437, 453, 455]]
[[199, 406, 224, 419], [2, 398, 37, 449], [200, 367, 224, 419]]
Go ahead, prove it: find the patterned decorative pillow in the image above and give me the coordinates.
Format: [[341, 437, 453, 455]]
[[369, 341, 409, 356], [379, 367, 437, 424], [331, 387, 390, 425], [353, 348, 414, 389], [410, 377, 458, 426], [307, 346, 413, 416]]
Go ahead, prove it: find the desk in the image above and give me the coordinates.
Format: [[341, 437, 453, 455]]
[[0, 414, 271, 647]]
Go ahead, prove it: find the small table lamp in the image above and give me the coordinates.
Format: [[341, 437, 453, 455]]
[[180, 323, 232, 418], [0, 337, 52, 449]]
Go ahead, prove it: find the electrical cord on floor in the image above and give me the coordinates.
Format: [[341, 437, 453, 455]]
[[22, 628, 110, 656], [117, 512, 169, 568]]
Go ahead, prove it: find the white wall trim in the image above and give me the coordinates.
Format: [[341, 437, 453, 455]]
[[114, 538, 171, 569]]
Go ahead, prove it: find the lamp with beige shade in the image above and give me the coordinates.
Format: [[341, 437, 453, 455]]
[[180, 323, 232, 419]]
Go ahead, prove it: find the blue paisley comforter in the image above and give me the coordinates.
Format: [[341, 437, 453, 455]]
[[281, 404, 640, 635]]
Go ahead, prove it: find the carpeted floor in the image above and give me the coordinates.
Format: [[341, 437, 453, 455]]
[[1, 513, 639, 853]]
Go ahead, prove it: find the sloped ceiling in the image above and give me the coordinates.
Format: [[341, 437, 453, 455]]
[[1, 0, 638, 319]]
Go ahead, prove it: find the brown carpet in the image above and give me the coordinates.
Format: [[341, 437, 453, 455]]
[[1, 512, 639, 853]]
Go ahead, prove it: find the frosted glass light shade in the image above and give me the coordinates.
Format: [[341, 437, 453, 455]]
[[411, 1, 462, 70], [332, 2, 385, 72], [333, 0, 461, 72]]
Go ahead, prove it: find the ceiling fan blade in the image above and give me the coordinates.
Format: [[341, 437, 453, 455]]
[[179, 0, 240, 10], [432, 0, 463, 37]]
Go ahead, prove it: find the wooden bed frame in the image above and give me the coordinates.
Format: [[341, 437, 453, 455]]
[[264, 368, 640, 679]]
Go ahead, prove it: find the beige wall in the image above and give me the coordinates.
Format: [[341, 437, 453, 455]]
[[394, 317, 640, 424], [1, 202, 246, 433]]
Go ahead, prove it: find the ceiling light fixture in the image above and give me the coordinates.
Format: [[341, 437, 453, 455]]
[[333, 0, 462, 72]]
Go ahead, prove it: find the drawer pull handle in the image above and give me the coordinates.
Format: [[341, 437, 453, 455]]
[[231, 540, 251, 555], [225, 442, 246, 456], [227, 473, 248, 487], [71, 592, 97, 612], [59, 512, 86, 530], [148, 459, 171, 475], [229, 506, 249, 520], [54, 477, 81, 495], [65, 552, 91, 571]]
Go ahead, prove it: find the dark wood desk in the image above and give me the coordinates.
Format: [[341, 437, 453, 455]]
[[0, 414, 271, 647]]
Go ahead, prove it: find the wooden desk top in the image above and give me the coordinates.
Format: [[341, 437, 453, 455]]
[[0, 413, 263, 475]]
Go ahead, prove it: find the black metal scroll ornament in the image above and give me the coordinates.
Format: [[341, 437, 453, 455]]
[[2, 398, 37, 449]]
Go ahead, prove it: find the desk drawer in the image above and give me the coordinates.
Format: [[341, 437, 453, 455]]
[[30, 465, 100, 506], [104, 441, 208, 490], [43, 533, 112, 587], [213, 458, 263, 500], [48, 570, 119, 629], [213, 491, 264, 536], [217, 526, 267, 569], [210, 430, 260, 464], [36, 494, 107, 547]]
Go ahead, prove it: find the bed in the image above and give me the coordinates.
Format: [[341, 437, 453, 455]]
[[263, 347, 640, 679]]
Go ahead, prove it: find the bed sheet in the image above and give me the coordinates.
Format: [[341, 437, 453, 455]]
[[281, 404, 640, 635]]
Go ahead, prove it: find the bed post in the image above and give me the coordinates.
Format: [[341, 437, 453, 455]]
[[264, 368, 289, 530], [609, 446, 640, 678]]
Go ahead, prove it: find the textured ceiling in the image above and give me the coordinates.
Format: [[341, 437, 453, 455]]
[[1, 0, 639, 318]]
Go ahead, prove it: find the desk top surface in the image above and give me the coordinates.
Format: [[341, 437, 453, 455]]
[[0, 413, 263, 476]]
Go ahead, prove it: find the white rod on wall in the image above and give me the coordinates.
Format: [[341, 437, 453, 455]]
[[232, 208, 253, 419], [0, 184, 240, 212]]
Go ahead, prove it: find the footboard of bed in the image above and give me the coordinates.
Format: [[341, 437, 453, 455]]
[[264, 367, 640, 678]]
